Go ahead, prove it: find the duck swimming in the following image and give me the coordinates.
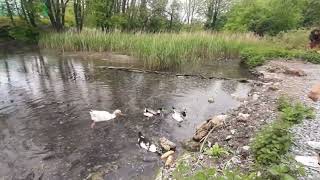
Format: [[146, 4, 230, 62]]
[[89, 109, 123, 128], [138, 132, 160, 154], [172, 107, 186, 122], [143, 108, 162, 117]]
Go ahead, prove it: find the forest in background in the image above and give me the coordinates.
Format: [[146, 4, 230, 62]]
[[1, 0, 320, 35]]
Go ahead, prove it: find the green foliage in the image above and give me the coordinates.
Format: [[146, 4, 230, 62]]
[[278, 96, 315, 124], [7, 25, 39, 43], [240, 46, 320, 68], [251, 122, 292, 166], [39, 30, 263, 70], [266, 157, 305, 180], [302, 0, 320, 26], [251, 97, 313, 179], [280, 102, 315, 123], [190, 168, 216, 180], [172, 161, 191, 179], [225, 0, 304, 36], [204, 143, 229, 158]]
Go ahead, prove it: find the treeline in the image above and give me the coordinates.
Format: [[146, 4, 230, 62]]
[[1, 0, 320, 35]]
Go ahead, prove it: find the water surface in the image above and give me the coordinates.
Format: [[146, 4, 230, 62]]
[[0, 49, 251, 179]]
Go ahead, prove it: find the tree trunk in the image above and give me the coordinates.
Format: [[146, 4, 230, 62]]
[[44, 0, 69, 31], [5, 0, 15, 26], [121, 0, 126, 13], [74, 0, 85, 32]]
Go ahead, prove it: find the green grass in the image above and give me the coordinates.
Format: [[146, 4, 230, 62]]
[[204, 143, 229, 158], [39, 29, 269, 70], [39, 28, 320, 70]]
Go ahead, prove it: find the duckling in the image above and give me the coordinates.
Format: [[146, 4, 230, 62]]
[[172, 107, 186, 122], [89, 109, 124, 128], [138, 132, 160, 154], [143, 108, 162, 117]]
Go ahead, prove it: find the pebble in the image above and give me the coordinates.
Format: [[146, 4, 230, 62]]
[[242, 146, 250, 151], [230, 129, 236, 135], [208, 98, 215, 103], [252, 94, 259, 101], [225, 135, 233, 141]]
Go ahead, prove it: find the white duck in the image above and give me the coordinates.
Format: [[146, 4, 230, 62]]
[[143, 108, 162, 117], [172, 107, 186, 122], [89, 109, 123, 128]]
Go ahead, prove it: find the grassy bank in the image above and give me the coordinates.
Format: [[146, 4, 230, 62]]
[[39, 29, 269, 70], [39, 29, 320, 70]]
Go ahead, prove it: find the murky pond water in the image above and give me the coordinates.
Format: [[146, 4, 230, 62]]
[[0, 48, 251, 179]]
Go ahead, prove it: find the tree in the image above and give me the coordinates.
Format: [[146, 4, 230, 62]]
[[167, 0, 181, 31], [74, 0, 86, 32], [205, 0, 231, 30], [20, 0, 38, 27], [303, 0, 320, 26], [147, 0, 168, 32], [224, 0, 303, 36], [5, 0, 15, 26], [44, 0, 70, 31]]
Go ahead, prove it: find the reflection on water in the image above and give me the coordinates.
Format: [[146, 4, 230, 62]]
[[0, 49, 251, 179]]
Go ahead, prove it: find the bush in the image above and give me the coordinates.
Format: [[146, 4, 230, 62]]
[[251, 122, 292, 166], [241, 47, 320, 68], [278, 97, 315, 124], [266, 157, 305, 180], [8, 26, 39, 43]]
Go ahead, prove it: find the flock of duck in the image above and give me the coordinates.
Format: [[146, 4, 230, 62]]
[[89, 107, 187, 153]]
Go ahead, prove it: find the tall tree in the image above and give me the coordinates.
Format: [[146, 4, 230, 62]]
[[20, 0, 38, 27], [5, 0, 15, 26], [74, 0, 86, 32], [205, 0, 231, 30], [167, 0, 181, 31], [44, 0, 70, 31]]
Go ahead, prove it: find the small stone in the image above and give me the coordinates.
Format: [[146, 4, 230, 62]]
[[237, 113, 250, 121], [182, 139, 200, 152], [268, 86, 279, 91], [198, 154, 204, 160], [225, 135, 233, 141], [242, 146, 250, 151], [165, 155, 174, 168], [161, 150, 175, 160], [308, 83, 320, 102], [284, 68, 307, 77], [252, 94, 259, 101], [208, 98, 215, 103], [230, 129, 236, 135], [295, 156, 320, 168], [159, 137, 176, 151]]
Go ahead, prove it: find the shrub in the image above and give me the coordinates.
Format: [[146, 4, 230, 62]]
[[8, 26, 39, 43], [251, 122, 292, 166], [280, 102, 315, 123], [266, 157, 305, 180], [277, 97, 315, 124]]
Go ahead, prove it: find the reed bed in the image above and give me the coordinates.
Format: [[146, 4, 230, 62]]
[[39, 29, 272, 70]]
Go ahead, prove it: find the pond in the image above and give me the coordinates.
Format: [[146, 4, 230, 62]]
[[0, 48, 251, 179]]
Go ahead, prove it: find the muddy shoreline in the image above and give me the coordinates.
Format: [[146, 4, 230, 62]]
[[158, 59, 320, 179]]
